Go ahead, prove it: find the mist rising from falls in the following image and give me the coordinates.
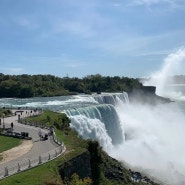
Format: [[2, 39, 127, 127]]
[[108, 48, 185, 184], [111, 101, 185, 185], [143, 48, 185, 98]]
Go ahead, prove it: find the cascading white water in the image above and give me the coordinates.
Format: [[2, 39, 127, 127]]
[[64, 93, 129, 151], [70, 115, 113, 151], [93, 92, 129, 105], [65, 103, 125, 151]]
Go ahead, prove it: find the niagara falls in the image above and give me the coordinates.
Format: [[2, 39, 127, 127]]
[[1, 1, 185, 184], [0, 49, 184, 184]]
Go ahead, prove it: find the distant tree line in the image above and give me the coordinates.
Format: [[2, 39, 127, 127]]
[[0, 73, 142, 98]]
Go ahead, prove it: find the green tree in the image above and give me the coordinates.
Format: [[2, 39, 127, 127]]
[[0, 73, 142, 98], [69, 173, 92, 185]]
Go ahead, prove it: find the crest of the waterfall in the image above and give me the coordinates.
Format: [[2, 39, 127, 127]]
[[65, 104, 124, 150], [143, 48, 185, 97], [93, 92, 129, 106], [122, 92, 129, 104]]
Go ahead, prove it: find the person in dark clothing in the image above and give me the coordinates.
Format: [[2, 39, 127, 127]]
[[11, 122, 14, 129]]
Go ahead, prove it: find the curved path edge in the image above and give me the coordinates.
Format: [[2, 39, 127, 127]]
[[0, 109, 66, 180]]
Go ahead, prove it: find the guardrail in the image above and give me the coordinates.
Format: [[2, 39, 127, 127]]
[[0, 105, 43, 111], [0, 109, 66, 180], [0, 143, 65, 180]]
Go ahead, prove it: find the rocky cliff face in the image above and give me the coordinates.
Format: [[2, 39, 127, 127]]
[[58, 151, 92, 180], [128, 86, 171, 105], [58, 149, 130, 184], [58, 149, 161, 185]]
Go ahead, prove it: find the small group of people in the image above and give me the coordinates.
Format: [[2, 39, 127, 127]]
[[38, 129, 48, 141]]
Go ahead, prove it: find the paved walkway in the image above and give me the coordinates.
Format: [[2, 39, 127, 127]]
[[0, 109, 63, 178]]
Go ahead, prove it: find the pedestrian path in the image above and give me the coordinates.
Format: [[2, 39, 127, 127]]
[[0, 109, 65, 179]]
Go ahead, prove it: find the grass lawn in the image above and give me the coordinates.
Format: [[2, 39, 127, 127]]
[[0, 135, 22, 153]]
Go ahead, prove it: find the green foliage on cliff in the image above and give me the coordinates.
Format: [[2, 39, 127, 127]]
[[0, 73, 142, 98], [68, 173, 92, 185]]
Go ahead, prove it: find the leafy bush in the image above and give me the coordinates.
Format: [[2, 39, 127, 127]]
[[65, 173, 92, 185]]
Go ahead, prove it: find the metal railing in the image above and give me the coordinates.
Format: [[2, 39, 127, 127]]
[[0, 108, 66, 180], [0, 143, 65, 180]]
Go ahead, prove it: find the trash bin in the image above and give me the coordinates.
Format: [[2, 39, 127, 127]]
[[44, 134, 48, 140], [21, 132, 26, 137]]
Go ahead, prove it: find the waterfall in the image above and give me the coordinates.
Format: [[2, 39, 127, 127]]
[[93, 92, 129, 106], [65, 104, 124, 150]]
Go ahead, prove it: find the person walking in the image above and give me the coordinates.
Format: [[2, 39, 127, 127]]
[[38, 129, 42, 140], [11, 122, 14, 130]]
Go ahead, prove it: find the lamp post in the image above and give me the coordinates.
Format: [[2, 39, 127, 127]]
[[3, 113, 5, 130]]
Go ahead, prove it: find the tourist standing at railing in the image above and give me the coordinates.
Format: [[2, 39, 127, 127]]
[[38, 129, 42, 140]]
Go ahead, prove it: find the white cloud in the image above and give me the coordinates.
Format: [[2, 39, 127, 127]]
[[113, 3, 122, 7], [12, 16, 39, 30], [129, 0, 185, 9], [4, 54, 87, 69], [92, 30, 185, 58], [51, 21, 95, 38], [134, 50, 173, 57], [132, 0, 171, 5], [0, 67, 24, 74], [38, 0, 111, 39], [10, 67, 24, 73], [65, 62, 86, 68]]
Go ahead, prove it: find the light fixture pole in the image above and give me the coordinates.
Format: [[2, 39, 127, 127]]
[[3, 113, 5, 130]]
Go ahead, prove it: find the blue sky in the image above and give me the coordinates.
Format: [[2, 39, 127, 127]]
[[0, 0, 185, 78]]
